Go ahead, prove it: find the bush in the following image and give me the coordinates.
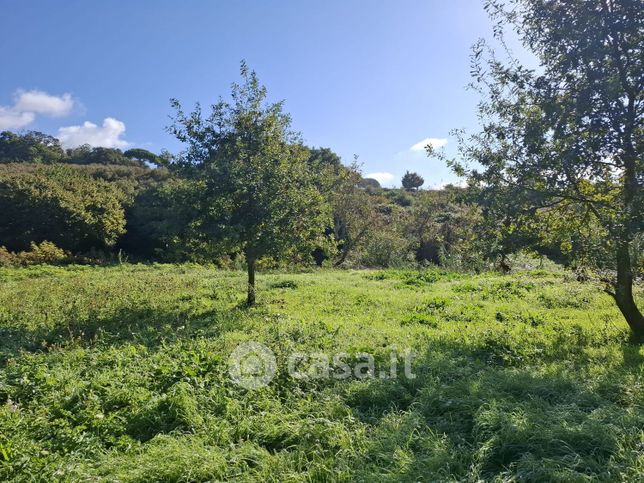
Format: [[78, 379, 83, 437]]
[[118, 177, 212, 262], [359, 230, 413, 268], [387, 189, 413, 207], [19, 241, 69, 265], [0, 246, 14, 267], [0, 241, 70, 266]]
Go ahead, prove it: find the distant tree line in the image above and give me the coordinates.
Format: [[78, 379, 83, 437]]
[[0, 122, 590, 295], [0, 120, 630, 277], [0, 130, 168, 168], [0, 119, 501, 304]]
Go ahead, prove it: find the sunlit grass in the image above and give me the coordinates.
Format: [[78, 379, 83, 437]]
[[0, 264, 642, 481]]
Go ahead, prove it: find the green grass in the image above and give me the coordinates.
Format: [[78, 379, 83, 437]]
[[0, 264, 642, 481]]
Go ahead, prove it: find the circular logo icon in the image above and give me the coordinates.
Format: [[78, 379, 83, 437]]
[[228, 341, 277, 389]]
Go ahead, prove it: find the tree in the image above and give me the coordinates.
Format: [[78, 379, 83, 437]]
[[330, 166, 380, 266], [306, 147, 343, 170], [358, 177, 381, 189], [124, 148, 169, 168], [401, 171, 424, 191], [0, 131, 65, 164], [66, 146, 144, 167], [439, 0, 643, 336], [169, 62, 330, 305]]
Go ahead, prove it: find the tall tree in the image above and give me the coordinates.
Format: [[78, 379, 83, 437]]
[[169, 62, 329, 305], [440, 0, 643, 336]]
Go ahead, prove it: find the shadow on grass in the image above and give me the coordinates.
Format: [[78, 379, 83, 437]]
[[341, 337, 643, 481], [0, 302, 253, 363]]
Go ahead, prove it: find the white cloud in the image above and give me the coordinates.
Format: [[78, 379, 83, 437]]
[[410, 137, 448, 152], [57, 117, 129, 148], [14, 90, 74, 117], [365, 172, 395, 186], [430, 179, 467, 190], [0, 107, 35, 130], [0, 89, 75, 130]]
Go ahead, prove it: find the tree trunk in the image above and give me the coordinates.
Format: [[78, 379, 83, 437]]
[[247, 257, 256, 306], [334, 242, 351, 267], [613, 242, 644, 338]]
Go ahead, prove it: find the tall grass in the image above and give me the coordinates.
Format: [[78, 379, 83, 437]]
[[0, 264, 642, 481]]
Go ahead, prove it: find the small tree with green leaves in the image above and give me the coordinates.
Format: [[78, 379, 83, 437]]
[[401, 171, 424, 191], [169, 62, 330, 305]]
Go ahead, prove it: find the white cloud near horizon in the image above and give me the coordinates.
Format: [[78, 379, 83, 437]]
[[0, 89, 75, 130], [14, 90, 74, 117], [57, 117, 129, 148], [365, 172, 395, 186], [0, 107, 35, 130], [375, 136, 455, 188], [410, 137, 448, 152]]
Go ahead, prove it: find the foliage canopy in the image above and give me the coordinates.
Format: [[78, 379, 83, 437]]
[[169, 62, 330, 304]]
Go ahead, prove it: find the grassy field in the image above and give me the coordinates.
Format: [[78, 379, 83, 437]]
[[0, 264, 642, 481]]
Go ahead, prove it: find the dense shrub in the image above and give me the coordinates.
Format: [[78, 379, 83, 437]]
[[0, 246, 13, 267], [0, 164, 126, 252], [19, 241, 69, 265], [119, 177, 214, 261], [359, 229, 412, 267], [0, 241, 69, 266]]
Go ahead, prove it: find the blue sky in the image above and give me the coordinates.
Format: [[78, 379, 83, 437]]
[[1, 0, 527, 187]]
